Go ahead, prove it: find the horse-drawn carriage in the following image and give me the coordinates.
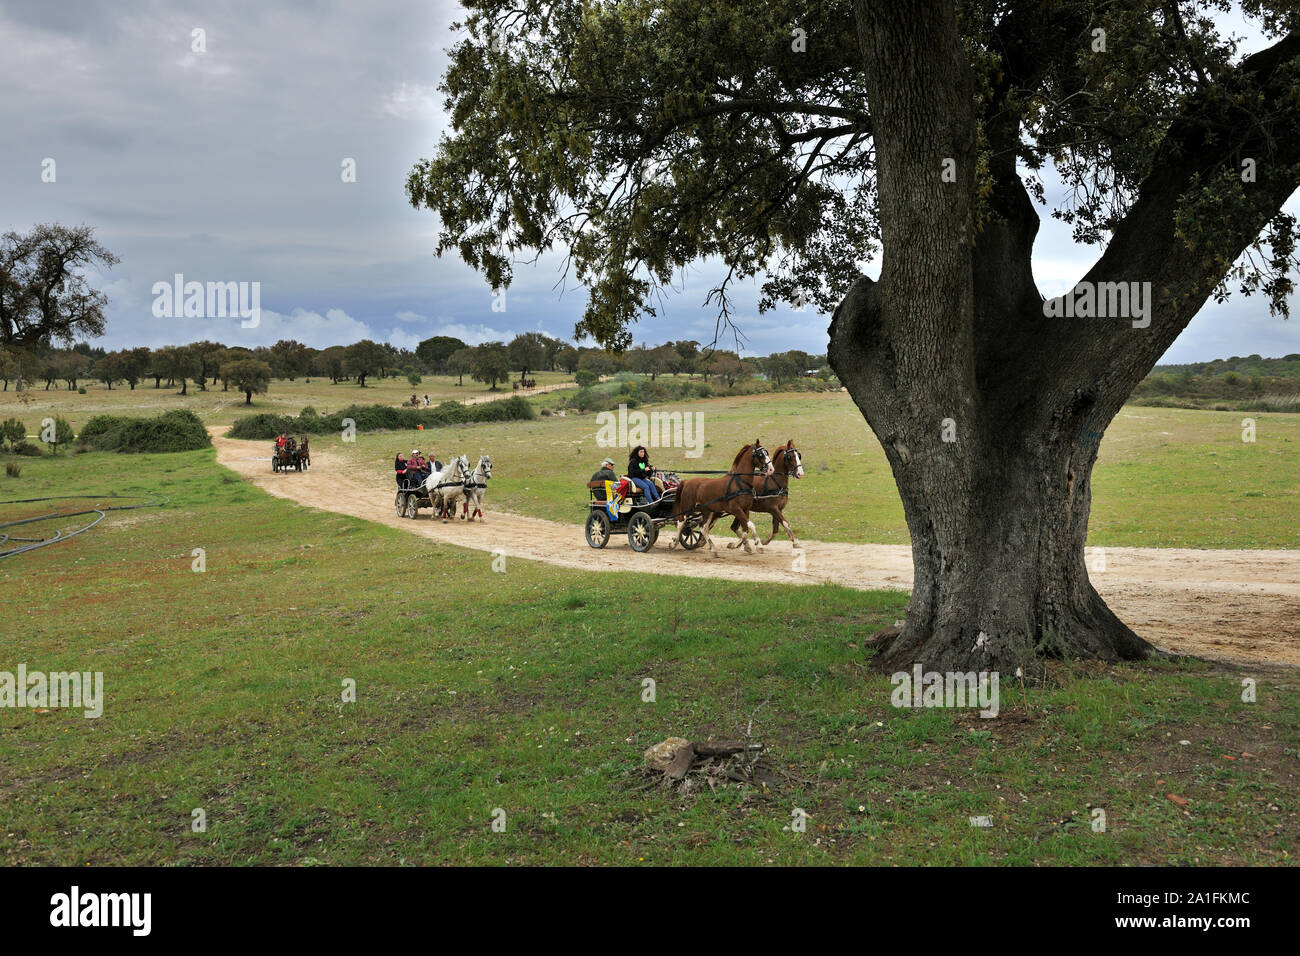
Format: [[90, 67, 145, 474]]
[[583, 472, 706, 552], [272, 436, 310, 472], [394, 454, 493, 521], [583, 440, 803, 555]]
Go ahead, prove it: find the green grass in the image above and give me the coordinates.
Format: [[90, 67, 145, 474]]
[[322, 392, 1300, 549], [1, 449, 1295, 865]]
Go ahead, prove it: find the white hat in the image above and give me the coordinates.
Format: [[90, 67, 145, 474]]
[[412, 449, 420, 455], [602, 456, 615, 466]]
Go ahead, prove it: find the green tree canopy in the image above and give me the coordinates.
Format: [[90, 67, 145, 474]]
[[223, 359, 273, 405], [0, 224, 119, 347]]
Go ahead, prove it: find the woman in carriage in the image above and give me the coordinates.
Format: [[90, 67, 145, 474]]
[[627, 445, 660, 502]]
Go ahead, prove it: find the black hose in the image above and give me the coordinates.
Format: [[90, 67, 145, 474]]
[[0, 493, 169, 560]]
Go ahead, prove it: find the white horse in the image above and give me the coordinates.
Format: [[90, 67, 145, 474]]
[[461, 455, 492, 521], [423, 455, 469, 521]]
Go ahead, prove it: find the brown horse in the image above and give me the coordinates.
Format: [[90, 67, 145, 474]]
[[729, 439, 803, 548], [668, 439, 774, 556]]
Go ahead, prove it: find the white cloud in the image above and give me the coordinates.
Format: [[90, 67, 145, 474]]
[[381, 81, 440, 118]]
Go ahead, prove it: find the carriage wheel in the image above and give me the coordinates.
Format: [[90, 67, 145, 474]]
[[395, 492, 407, 517], [405, 495, 421, 519], [584, 510, 610, 549], [628, 512, 655, 553], [678, 519, 706, 551]]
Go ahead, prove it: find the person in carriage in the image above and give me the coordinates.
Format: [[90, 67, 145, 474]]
[[275, 433, 288, 451], [627, 445, 660, 502], [394, 452, 408, 488], [589, 456, 631, 515]]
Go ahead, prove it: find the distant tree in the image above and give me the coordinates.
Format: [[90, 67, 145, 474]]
[[0, 224, 119, 351], [447, 346, 474, 386], [0, 348, 17, 391], [270, 339, 312, 380], [1, 417, 25, 450], [763, 352, 801, 385], [95, 351, 127, 390], [345, 339, 387, 387], [160, 345, 201, 395], [415, 335, 469, 373], [706, 351, 749, 389], [470, 342, 511, 390], [407, 371, 422, 387], [671, 341, 700, 375], [556, 345, 580, 373], [541, 335, 567, 371], [223, 359, 272, 405], [188, 340, 226, 391], [315, 345, 347, 384], [53, 351, 86, 390], [508, 332, 548, 381], [577, 348, 621, 377], [42, 415, 74, 454], [120, 347, 150, 390]]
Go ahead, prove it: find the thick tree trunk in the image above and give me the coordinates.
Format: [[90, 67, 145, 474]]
[[831, 279, 1152, 673], [836, 0, 1161, 672]]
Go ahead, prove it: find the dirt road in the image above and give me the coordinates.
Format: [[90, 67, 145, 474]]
[[211, 427, 1300, 667]]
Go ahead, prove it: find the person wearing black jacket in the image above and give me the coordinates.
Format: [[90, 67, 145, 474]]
[[627, 445, 660, 502]]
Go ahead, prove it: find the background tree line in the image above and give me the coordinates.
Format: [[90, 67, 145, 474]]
[[0, 334, 833, 398]]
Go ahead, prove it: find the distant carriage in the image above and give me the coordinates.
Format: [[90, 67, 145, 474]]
[[271, 436, 310, 472]]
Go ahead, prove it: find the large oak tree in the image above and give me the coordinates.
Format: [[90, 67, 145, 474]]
[[408, 0, 1300, 671]]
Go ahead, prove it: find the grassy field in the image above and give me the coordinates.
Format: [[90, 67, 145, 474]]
[[316, 391, 1299, 549], [0, 369, 575, 429], [1, 449, 1296, 865]]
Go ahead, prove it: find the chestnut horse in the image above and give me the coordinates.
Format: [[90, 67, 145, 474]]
[[729, 439, 803, 548], [668, 439, 774, 556]]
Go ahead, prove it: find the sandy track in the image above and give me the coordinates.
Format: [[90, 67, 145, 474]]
[[210, 427, 1300, 667]]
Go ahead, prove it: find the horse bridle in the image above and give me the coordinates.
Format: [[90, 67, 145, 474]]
[[463, 456, 491, 491]]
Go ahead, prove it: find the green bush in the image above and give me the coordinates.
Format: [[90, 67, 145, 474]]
[[227, 397, 535, 440], [12, 441, 43, 457], [43, 416, 75, 452], [5, 461, 21, 478], [2, 417, 26, 451], [575, 370, 598, 387], [78, 410, 211, 453]]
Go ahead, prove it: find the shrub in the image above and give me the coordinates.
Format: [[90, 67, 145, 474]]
[[78, 409, 211, 453], [77, 386, 86, 394], [299, 406, 318, 418], [1, 417, 25, 451], [575, 370, 598, 387], [227, 397, 535, 440], [5, 461, 20, 478], [13, 441, 43, 457], [43, 416, 74, 453]]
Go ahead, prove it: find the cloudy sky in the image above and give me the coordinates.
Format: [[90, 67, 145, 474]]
[[2, 0, 1297, 363]]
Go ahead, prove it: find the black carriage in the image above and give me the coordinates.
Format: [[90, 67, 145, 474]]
[[583, 474, 705, 552], [393, 459, 446, 519]]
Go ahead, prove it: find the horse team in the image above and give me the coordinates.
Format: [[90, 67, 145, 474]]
[[668, 437, 804, 556], [399, 453, 494, 522]]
